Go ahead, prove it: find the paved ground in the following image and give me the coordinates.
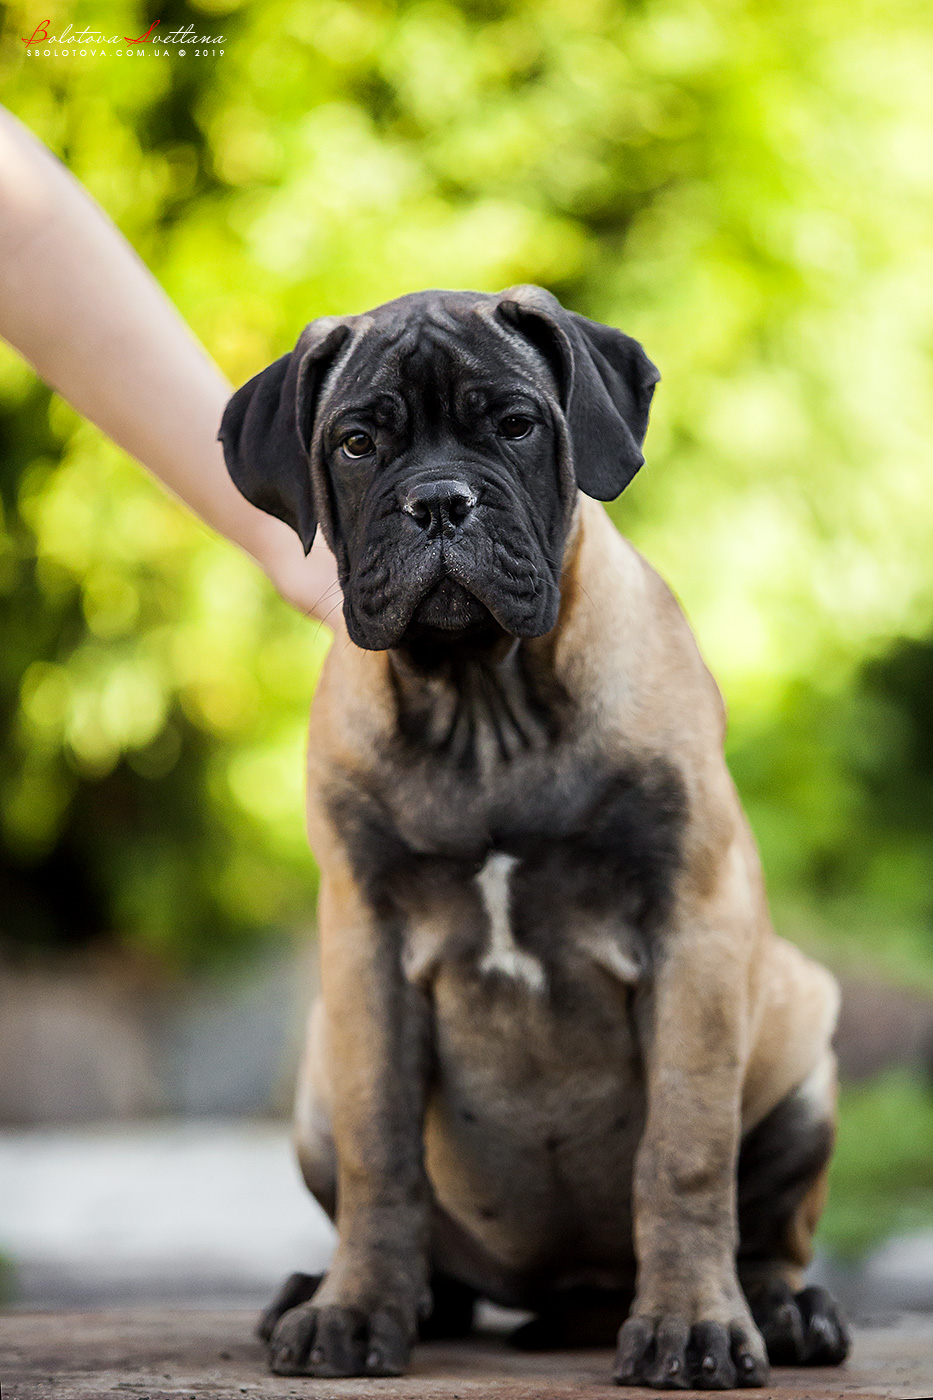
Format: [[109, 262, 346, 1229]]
[[1, 1309, 932, 1400], [2, 1125, 932, 1397]]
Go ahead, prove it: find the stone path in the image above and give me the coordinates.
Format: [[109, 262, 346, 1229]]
[[1, 1310, 932, 1400], [2, 1125, 932, 1397]]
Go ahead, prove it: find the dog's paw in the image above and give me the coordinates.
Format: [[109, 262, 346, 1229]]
[[257, 1271, 323, 1343], [613, 1314, 769, 1389], [750, 1281, 850, 1366], [268, 1301, 411, 1377]]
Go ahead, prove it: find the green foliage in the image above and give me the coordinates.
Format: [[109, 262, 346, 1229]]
[[819, 1072, 933, 1257], [1, 0, 932, 969], [731, 640, 933, 994], [0, 362, 329, 966]]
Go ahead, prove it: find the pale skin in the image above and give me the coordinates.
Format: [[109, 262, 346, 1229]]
[[0, 105, 340, 621]]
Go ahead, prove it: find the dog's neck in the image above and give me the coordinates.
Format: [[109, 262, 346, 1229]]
[[385, 510, 585, 770], [388, 636, 566, 768]]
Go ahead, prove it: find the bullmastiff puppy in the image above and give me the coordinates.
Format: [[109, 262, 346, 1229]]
[[220, 286, 850, 1388]]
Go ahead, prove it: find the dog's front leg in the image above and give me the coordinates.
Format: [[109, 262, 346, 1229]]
[[615, 876, 770, 1390], [269, 859, 432, 1379]]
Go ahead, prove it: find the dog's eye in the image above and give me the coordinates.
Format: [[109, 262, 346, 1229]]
[[498, 415, 534, 440], [341, 432, 375, 459]]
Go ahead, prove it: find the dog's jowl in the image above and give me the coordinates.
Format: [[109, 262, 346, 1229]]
[[220, 286, 850, 1388]]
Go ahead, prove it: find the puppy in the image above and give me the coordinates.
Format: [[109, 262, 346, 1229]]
[[220, 286, 850, 1388]]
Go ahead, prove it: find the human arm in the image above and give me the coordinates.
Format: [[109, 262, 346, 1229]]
[[0, 105, 339, 619]]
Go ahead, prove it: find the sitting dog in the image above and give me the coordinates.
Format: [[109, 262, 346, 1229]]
[[220, 286, 850, 1388]]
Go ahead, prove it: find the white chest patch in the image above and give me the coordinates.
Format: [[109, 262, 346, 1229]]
[[475, 852, 546, 993]]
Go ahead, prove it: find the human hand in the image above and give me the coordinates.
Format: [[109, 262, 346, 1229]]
[[251, 516, 342, 624]]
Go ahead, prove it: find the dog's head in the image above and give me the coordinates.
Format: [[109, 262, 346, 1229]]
[[220, 286, 658, 652]]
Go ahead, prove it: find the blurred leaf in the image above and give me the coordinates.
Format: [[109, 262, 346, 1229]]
[[819, 1072, 933, 1257]]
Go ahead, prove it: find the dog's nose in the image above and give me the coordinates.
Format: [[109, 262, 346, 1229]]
[[401, 479, 477, 539]]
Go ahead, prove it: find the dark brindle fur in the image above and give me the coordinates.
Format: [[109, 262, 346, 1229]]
[[220, 286, 850, 1388]]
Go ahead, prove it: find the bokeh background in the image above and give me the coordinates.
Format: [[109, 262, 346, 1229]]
[[1, 0, 932, 1305]]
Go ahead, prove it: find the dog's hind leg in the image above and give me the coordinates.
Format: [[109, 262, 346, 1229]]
[[737, 1053, 850, 1366], [294, 996, 339, 1216], [418, 1272, 478, 1340]]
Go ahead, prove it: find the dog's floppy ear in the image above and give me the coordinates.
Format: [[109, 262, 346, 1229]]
[[496, 285, 660, 500], [219, 318, 353, 552]]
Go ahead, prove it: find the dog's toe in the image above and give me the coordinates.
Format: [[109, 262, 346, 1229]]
[[311, 1304, 370, 1376], [614, 1316, 656, 1386], [257, 1271, 323, 1343], [268, 1301, 321, 1375], [750, 1280, 850, 1367], [362, 1308, 411, 1375], [644, 1317, 691, 1389], [751, 1280, 806, 1365], [796, 1285, 851, 1365], [689, 1321, 735, 1390], [728, 1321, 770, 1387]]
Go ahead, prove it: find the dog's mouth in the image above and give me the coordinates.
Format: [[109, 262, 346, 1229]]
[[404, 577, 497, 641], [345, 531, 560, 653]]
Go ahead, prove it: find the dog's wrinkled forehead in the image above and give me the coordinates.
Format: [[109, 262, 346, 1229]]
[[317, 290, 555, 424]]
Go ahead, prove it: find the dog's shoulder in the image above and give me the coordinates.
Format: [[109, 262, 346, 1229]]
[[548, 497, 727, 758]]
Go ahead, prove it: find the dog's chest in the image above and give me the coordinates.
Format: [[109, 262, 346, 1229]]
[[331, 685, 688, 999]]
